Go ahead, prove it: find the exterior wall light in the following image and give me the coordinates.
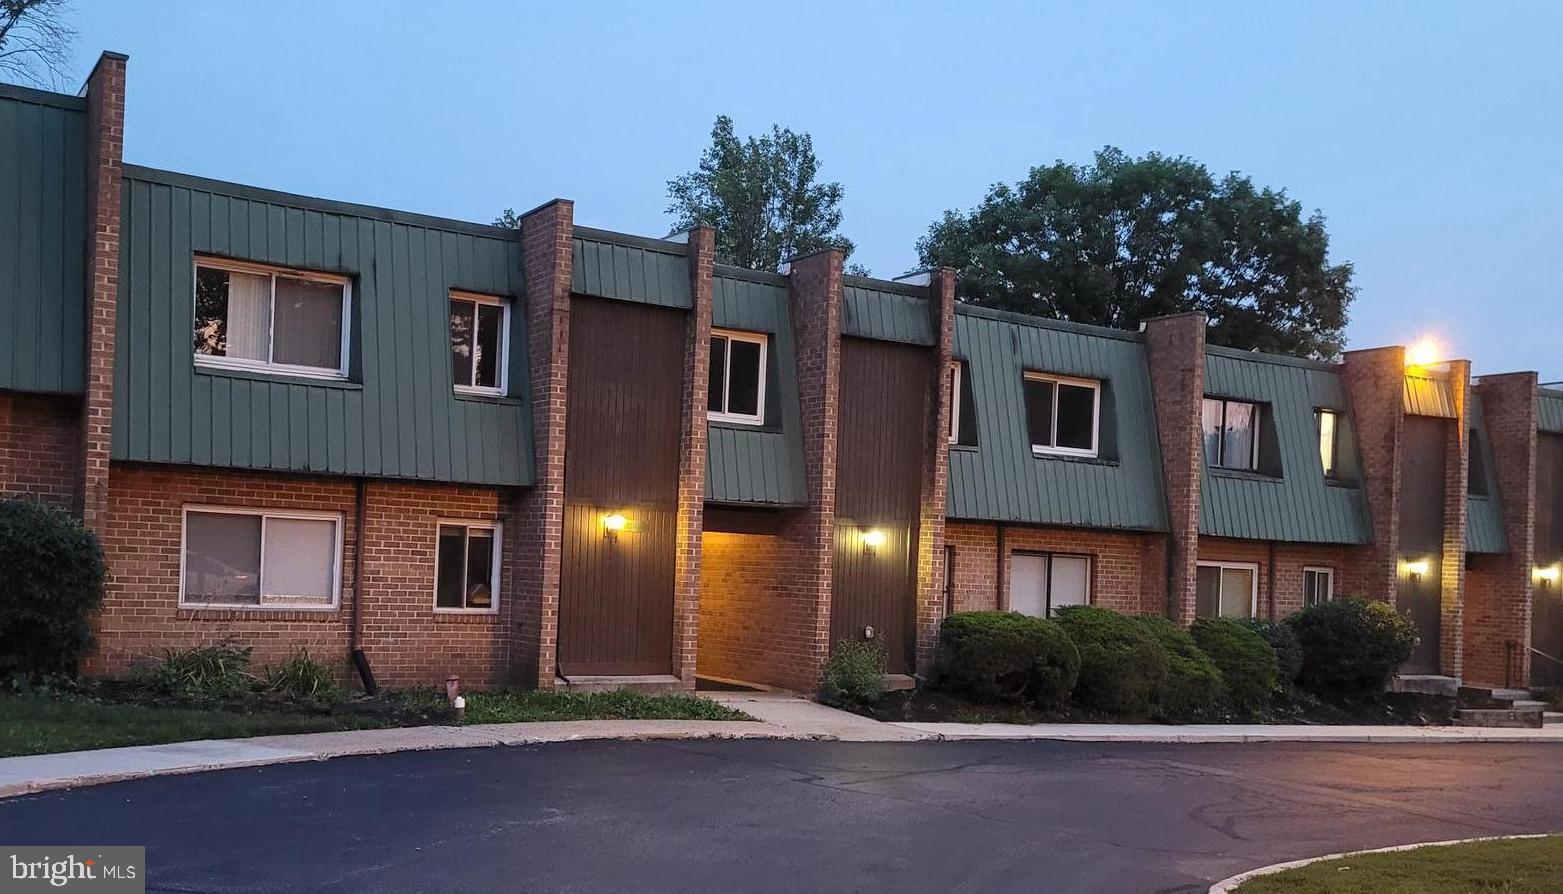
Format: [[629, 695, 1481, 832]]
[[602, 512, 628, 541], [1400, 558, 1431, 579], [862, 529, 887, 554], [1536, 564, 1561, 585], [1406, 337, 1442, 369]]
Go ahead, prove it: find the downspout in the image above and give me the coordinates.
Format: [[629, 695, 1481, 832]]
[[349, 477, 378, 694], [1267, 540, 1279, 621], [996, 525, 1008, 611]]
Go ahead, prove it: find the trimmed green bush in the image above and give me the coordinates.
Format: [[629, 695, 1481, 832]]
[[133, 641, 259, 702], [263, 650, 344, 701], [1136, 616, 1226, 720], [820, 639, 885, 710], [0, 499, 107, 680], [1287, 597, 1418, 696], [1241, 618, 1303, 685], [934, 611, 1080, 709], [1191, 618, 1280, 714], [1055, 606, 1168, 718]]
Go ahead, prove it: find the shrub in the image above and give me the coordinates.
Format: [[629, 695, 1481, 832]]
[[820, 639, 885, 710], [1054, 606, 1168, 718], [934, 611, 1080, 709], [1135, 617, 1226, 720], [1240, 618, 1304, 685], [1287, 597, 1418, 697], [133, 641, 259, 701], [0, 499, 107, 680], [1191, 618, 1280, 715], [263, 650, 344, 701]]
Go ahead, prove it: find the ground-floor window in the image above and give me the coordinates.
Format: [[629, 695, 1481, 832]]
[[436, 521, 500, 613], [181, 507, 341, 609], [1195, 561, 1258, 619], [1009, 552, 1091, 618], [1302, 566, 1334, 607]]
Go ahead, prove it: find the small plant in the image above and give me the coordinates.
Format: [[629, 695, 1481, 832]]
[[1287, 597, 1418, 697], [1054, 606, 1168, 718], [1136, 616, 1226, 721], [0, 499, 106, 679], [1191, 618, 1280, 715], [263, 650, 344, 701], [820, 639, 886, 710], [934, 611, 1079, 709], [133, 640, 258, 702], [1240, 618, 1304, 686]]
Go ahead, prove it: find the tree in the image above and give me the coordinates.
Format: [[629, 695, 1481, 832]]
[[917, 147, 1354, 359], [667, 115, 868, 275], [492, 208, 522, 229], [0, 0, 75, 90]]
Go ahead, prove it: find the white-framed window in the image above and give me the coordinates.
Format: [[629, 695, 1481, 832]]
[[1009, 552, 1091, 618], [1203, 397, 1262, 471], [434, 521, 501, 613], [180, 506, 342, 610], [708, 328, 767, 425], [450, 291, 510, 395], [1316, 409, 1340, 478], [1303, 566, 1334, 607], [192, 257, 350, 380], [947, 360, 962, 445], [1195, 561, 1259, 619], [1023, 372, 1100, 457]]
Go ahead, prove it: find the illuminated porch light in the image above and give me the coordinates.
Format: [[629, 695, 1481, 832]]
[[1536, 564, 1561, 584], [602, 512, 628, 540], [861, 529, 887, 554], [1400, 558, 1431, 579], [1406, 337, 1442, 369]]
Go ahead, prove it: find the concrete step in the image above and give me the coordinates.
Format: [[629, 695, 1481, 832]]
[[1459, 686, 1531, 703], [881, 674, 917, 692], [1510, 700, 1550, 712], [1392, 675, 1460, 697], [1545, 712, 1563, 726], [557, 674, 685, 694], [1453, 708, 1545, 729]]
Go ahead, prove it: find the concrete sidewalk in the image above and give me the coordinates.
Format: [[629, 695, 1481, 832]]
[[892, 721, 1563, 743]]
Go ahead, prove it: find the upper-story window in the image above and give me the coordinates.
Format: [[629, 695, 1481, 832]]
[[1024, 372, 1100, 457], [193, 258, 349, 380], [708, 329, 766, 425], [450, 291, 510, 395], [1203, 397, 1262, 471], [1316, 409, 1340, 478], [947, 361, 962, 445]]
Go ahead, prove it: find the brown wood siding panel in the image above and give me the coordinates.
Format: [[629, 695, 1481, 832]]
[[1399, 416, 1449, 554], [1539, 434, 1563, 564], [559, 296, 684, 675], [1398, 555, 1444, 674], [831, 522, 916, 674]]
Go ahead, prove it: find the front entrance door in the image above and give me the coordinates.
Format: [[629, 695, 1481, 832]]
[[1398, 556, 1442, 674], [1533, 578, 1563, 687]]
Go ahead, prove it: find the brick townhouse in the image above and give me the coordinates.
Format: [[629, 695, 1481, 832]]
[[2, 53, 1561, 693]]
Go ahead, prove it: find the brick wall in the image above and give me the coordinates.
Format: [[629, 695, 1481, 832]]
[[80, 53, 126, 529], [88, 463, 519, 688], [698, 528, 822, 691], [913, 268, 957, 673], [1438, 360, 1471, 678], [670, 228, 715, 689], [1142, 313, 1206, 624], [0, 392, 82, 509], [1197, 536, 1373, 620], [1341, 346, 1405, 602], [945, 521, 1166, 617]]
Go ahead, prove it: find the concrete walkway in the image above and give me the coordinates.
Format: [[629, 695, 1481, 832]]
[[893, 721, 1563, 743]]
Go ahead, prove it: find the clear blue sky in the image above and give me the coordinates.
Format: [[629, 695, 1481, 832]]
[[70, 1, 1562, 378]]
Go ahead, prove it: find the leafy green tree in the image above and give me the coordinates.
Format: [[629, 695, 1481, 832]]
[[667, 115, 868, 275], [917, 147, 1354, 359]]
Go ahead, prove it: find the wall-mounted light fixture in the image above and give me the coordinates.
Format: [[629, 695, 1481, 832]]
[[602, 512, 628, 542], [1405, 337, 1442, 370], [1536, 564, 1561, 585], [861, 528, 887, 555], [1400, 557, 1431, 580]]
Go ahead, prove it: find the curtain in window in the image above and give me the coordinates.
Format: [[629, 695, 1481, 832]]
[[1201, 399, 1225, 466], [1049, 556, 1090, 609], [184, 512, 262, 603], [1219, 567, 1255, 618], [225, 271, 271, 361], [1222, 402, 1257, 469], [260, 517, 336, 602], [272, 277, 343, 369]]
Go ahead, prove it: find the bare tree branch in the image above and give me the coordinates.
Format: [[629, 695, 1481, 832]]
[[0, 0, 76, 90]]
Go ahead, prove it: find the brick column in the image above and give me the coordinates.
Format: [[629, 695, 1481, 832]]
[[79, 52, 128, 528], [512, 200, 574, 689], [670, 227, 715, 688], [782, 249, 843, 689], [1342, 346, 1406, 603], [1466, 371, 1539, 686], [913, 268, 957, 675], [1142, 313, 1206, 624], [1439, 359, 1472, 678]]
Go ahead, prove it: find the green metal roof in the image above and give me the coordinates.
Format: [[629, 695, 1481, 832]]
[[705, 269, 806, 506], [0, 84, 87, 394], [571, 227, 691, 309], [947, 305, 1167, 531], [113, 166, 532, 486], [840, 277, 935, 345], [1465, 392, 1507, 555], [1200, 347, 1372, 544], [1540, 388, 1563, 434], [1404, 372, 1456, 417]]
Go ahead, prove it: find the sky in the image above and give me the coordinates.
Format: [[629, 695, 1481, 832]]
[[63, 1, 1563, 379]]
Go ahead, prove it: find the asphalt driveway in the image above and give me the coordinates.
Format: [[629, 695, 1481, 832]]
[[2, 739, 1561, 893]]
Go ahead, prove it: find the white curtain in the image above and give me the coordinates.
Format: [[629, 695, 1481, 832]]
[[226, 271, 271, 361], [260, 517, 336, 603], [1049, 556, 1091, 609]]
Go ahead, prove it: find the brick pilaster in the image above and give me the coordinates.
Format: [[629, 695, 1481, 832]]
[[671, 227, 715, 688], [913, 268, 956, 675], [513, 200, 574, 688], [1439, 359, 1471, 678], [1342, 346, 1406, 603], [1466, 371, 1539, 686], [79, 52, 128, 529], [1142, 313, 1206, 624], [782, 249, 843, 689]]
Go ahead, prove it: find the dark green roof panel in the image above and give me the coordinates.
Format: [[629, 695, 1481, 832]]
[[841, 279, 934, 346], [705, 272, 806, 505], [947, 306, 1166, 531], [113, 167, 532, 486], [1465, 392, 1507, 555], [1200, 349, 1371, 544], [1540, 388, 1563, 434], [571, 229, 690, 309], [0, 85, 87, 394]]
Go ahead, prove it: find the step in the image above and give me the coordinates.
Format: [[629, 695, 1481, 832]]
[[1453, 708, 1545, 729], [1391, 675, 1460, 697], [1546, 712, 1563, 726], [1459, 686, 1531, 703], [881, 674, 917, 692], [556, 674, 686, 694], [1510, 700, 1550, 712]]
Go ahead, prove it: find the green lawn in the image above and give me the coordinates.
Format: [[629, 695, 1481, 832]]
[[464, 689, 749, 724], [1236, 836, 1563, 893]]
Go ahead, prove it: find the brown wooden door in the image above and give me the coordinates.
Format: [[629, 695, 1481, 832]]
[[1533, 579, 1563, 687], [1398, 556, 1442, 675], [1532, 434, 1563, 686]]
